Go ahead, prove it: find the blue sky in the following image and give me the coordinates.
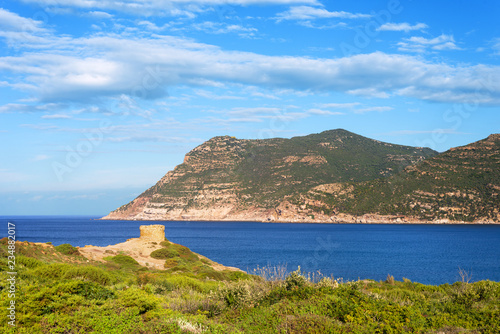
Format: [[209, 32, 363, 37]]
[[1, 0, 499, 215]]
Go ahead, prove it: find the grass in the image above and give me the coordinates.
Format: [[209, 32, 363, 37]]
[[1, 238, 499, 333]]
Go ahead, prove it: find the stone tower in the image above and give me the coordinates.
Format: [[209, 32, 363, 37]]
[[139, 225, 165, 242]]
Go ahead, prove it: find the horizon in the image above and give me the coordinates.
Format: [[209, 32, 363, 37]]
[[1, 0, 499, 215]]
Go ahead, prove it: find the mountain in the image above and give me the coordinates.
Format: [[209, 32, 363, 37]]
[[103, 129, 440, 222], [306, 134, 500, 223]]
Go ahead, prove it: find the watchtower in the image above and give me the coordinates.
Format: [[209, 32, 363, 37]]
[[139, 225, 165, 242]]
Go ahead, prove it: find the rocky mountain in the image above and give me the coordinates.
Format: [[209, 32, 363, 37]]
[[103, 129, 442, 222], [306, 134, 500, 223]]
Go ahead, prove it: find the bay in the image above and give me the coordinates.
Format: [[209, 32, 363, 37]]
[[2, 215, 500, 285]]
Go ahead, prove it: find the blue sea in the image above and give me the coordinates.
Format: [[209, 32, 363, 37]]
[[2, 215, 500, 285]]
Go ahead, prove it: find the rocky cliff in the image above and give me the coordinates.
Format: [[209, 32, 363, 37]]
[[103, 129, 442, 222]]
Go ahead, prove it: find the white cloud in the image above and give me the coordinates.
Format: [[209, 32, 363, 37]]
[[307, 108, 344, 115], [377, 22, 428, 32], [319, 102, 361, 109], [275, 6, 371, 22], [316, 103, 392, 114], [86, 11, 114, 19], [192, 22, 258, 37], [41, 114, 72, 119], [194, 89, 244, 100], [19, 0, 320, 16], [1, 17, 500, 106], [398, 34, 461, 53], [491, 38, 500, 55], [354, 106, 393, 114], [0, 8, 47, 33]]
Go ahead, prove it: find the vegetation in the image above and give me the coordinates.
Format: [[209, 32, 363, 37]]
[[1, 238, 499, 333], [305, 134, 500, 222]]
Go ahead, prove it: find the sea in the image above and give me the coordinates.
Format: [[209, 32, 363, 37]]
[[2, 215, 500, 285]]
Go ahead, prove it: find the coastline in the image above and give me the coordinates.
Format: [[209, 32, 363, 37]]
[[99, 215, 500, 225]]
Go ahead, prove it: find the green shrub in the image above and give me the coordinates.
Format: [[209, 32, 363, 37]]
[[117, 288, 160, 314], [164, 259, 178, 268], [285, 267, 308, 290], [63, 266, 114, 285], [17, 255, 44, 268], [32, 263, 72, 279], [55, 243, 80, 256], [150, 248, 179, 259], [58, 281, 115, 300], [106, 254, 140, 268]]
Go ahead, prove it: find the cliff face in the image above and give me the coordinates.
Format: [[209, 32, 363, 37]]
[[103, 129, 439, 222]]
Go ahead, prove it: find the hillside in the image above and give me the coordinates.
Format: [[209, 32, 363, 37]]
[[3, 236, 500, 333], [304, 134, 500, 223], [103, 129, 437, 222]]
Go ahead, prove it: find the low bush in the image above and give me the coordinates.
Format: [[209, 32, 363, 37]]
[[17, 255, 44, 269], [106, 254, 140, 269], [285, 267, 308, 290], [150, 248, 179, 259], [55, 243, 80, 256], [63, 266, 114, 285], [117, 288, 160, 314]]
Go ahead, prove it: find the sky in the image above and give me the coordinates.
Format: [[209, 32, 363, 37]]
[[1, 0, 499, 215]]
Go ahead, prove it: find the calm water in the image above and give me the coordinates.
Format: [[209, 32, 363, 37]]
[[2, 215, 500, 285]]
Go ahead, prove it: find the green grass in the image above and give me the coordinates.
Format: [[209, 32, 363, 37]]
[[1, 239, 499, 333]]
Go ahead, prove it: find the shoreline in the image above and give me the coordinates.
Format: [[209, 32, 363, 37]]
[[98, 216, 500, 225]]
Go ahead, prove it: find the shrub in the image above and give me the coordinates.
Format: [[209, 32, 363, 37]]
[[64, 266, 114, 285], [17, 255, 44, 268], [107, 254, 140, 268], [150, 248, 179, 259], [285, 267, 308, 290], [32, 263, 72, 279], [117, 288, 160, 314], [59, 281, 115, 300], [316, 277, 339, 289], [215, 280, 263, 308], [164, 258, 178, 269], [55, 243, 80, 256], [385, 274, 395, 285]]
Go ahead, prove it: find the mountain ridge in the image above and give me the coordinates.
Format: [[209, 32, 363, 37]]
[[102, 129, 499, 223]]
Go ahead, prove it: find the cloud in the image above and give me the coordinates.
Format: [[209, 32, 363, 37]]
[[0, 103, 65, 113], [192, 22, 258, 38], [2, 16, 500, 106], [194, 89, 244, 100], [377, 22, 428, 32], [19, 0, 320, 16], [275, 6, 371, 22], [307, 108, 344, 115], [319, 102, 361, 109], [398, 34, 461, 53], [316, 103, 392, 114], [86, 11, 114, 19], [0, 8, 47, 33], [353, 106, 393, 114], [492, 38, 500, 55], [41, 114, 72, 119]]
